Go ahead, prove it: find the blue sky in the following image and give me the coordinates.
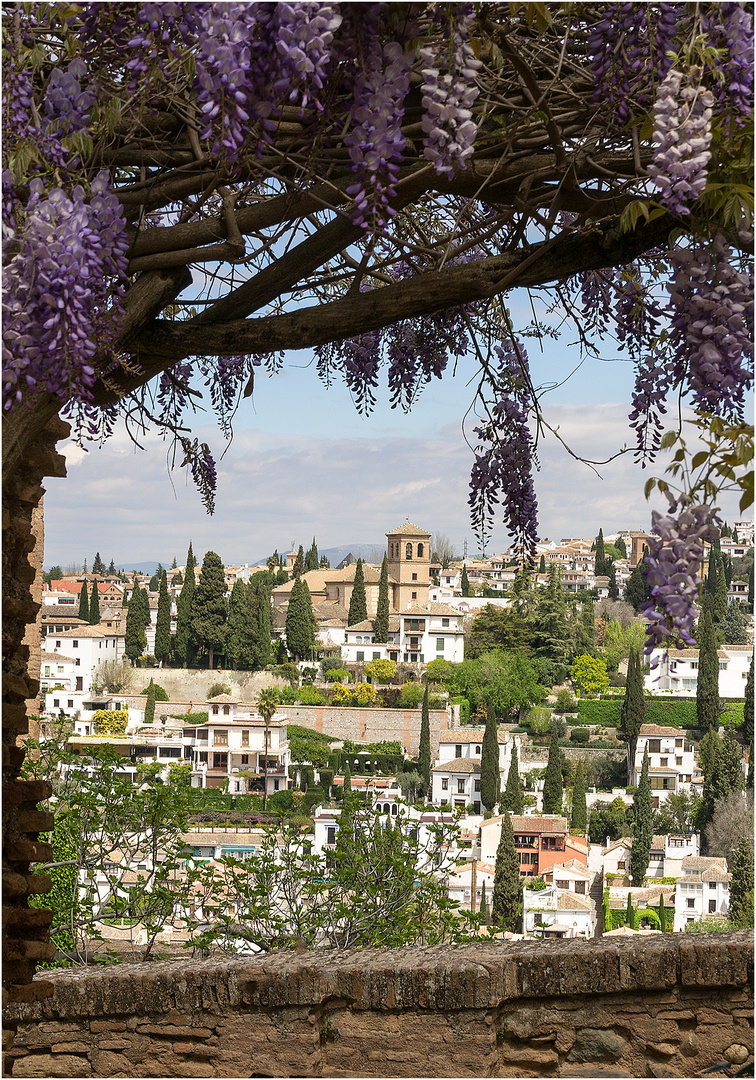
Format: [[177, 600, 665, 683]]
[[43, 309, 745, 570]]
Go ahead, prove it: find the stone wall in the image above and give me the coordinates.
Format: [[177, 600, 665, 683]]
[[278, 705, 451, 757], [118, 669, 283, 704], [4, 932, 753, 1078]]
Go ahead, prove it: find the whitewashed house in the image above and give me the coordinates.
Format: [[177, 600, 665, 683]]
[[42, 626, 126, 715], [341, 603, 465, 665], [431, 758, 482, 813], [601, 833, 700, 880], [522, 882, 595, 938], [673, 856, 732, 931], [645, 645, 752, 698], [630, 725, 697, 805]]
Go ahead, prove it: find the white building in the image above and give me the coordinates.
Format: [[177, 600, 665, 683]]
[[341, 603, 465, 665], [444, 861, 496, 911], [673, 856, 732, 931], [430, 728, 523, 813], [645, 645, 752, 698], [601, 833, 700, 880], [522, 882, 595, 939], [42, 626, 126, 713], [631, 725, 698, 805]]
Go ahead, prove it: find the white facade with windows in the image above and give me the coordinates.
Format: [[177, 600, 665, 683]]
[[630, 725, 698, 804], [42, 626, 126, 715], [673, 856, 731, 931], [431, 758, 482, 813], [185, 696, 291, 796], [340, 604, 465, 665], [645, 645, 752, 697], [522, 883, 596, 939]]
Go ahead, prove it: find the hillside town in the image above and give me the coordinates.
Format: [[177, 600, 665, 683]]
[[31, 516, 754, 962]]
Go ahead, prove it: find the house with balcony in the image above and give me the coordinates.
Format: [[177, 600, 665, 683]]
[[185, 694, 291, 797], [672, 856, 732, 931], [479, 814, 588, 877], [645, 646, 752, 698], [340, 603, 465, 665], [431, 758, 482, 813], [542, 859, 591, 896], [630, 725, 698, 805]]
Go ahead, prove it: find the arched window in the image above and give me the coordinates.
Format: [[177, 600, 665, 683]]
[[391, 804, 398, 816], [406, 542, 413, 560], [417, 542, 424, 557]]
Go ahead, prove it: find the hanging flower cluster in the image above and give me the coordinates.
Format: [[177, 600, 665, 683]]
[[420, 4, 481, 177], [641, 496, 720, 655], [647, 68, 714, 216]]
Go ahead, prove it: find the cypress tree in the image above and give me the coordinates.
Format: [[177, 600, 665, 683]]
[[347, 558, 368, 626], [291, 544, 304, 578], [625, 560, 651, 612], [697, 728, 721, 835], [531, 564, 570, 663], [542, 722, 563, 814], [580, 597, 595, 654], [154, 570, 171, 666], [174, 543, 196, 667], [343, 759, 351, 794], [607, 562, 619, 600], [630, 747, 652, 885], [92, 552, 105, 576], [479, 880, 489, 924], [729, 838, 754, 928], [501, 743, 522, 814], [190, 550, 229, 668], [305, 538, 319, 573], [77, 581, 89, 622], [538, 554, 546, 574], [571, 760, 587, 833], [491, 813, 520, 930], [696, 609, 720, 732], [286, 576, 316, 660], [748, 564, 754, 607], [710, 728, 745, 804], [594, 528, 607, 576], [461, 564, 470, 597], [747, 743, 754, 791], [625, 894, 635, 929], [374, 554, 390, 643], [714, 568, 729, 626], [620, 649, 645, 769], [480, 703, 501, 812], [88, 581, 100, 624], [249, 575, 272, 670], [144, 677, 156, 724], [418, 684, 431, 793], [226, 579, 255, 669], [744, 657, 754, 749], [124, 583, 148, 665], [657, 892, 667, 932], [705, 550, 718, 597]]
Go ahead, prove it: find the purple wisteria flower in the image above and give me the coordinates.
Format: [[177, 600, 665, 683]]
[[420, 5, 481, 177], [641, 495, 720, 657], [647, 68, 714, 216]]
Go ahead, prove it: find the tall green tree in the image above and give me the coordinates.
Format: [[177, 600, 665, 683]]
[[480, 703, 501, 812], [530, 565, 570, 663], [226, 579, 256, 669], [501, 743, 522, 814], [374, 554, 390, 643], [491, 813, 520, 930], [292, 544, 305, 578], [696, 609, 720, 732], [620, 649, 645, 769], [744, 656, 754, 749], [124, 582, 150, 665], [342, 759, 351, 795], [460, 564, 470, 597], [713, 568, 729, 627], [190, 550, 229, 668], [719, 600, 751, 645], [729, 838, 754, 928], [88, 581, 100, 624], [154, 570, 171, 666], [577, 597, 595, 655], [77, 581, 89, 622], [594, 528, 608, 576], [418, 684, 431, 794], [625, 893, 635, 929], [305, 538, 319, 573], [542, 722, 563, 814], [144, 677, 156, 724], [466, 605, 529, 657], [91, 552, 105, 576], [174, 543, 196, 668], [538, 554, 546, 574], [347, 558, 368, 626], [625, 560, 651, 612], [630, 747, 653, 885], [571, 760, 587, 833], [607, 562, 619, 601], [249, 573, 272, 670], [286, 576, 316, 660]]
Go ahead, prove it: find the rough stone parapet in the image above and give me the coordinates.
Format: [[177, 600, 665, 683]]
[[5, 932, 753, 1077]]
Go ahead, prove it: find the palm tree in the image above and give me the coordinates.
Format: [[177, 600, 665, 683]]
[[257, 688, 279, 810]]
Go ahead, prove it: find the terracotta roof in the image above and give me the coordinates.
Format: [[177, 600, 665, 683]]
[[400, 602, 462, 616], [386, 522, 431, 538], [432, 758, 480, 774], [556, 892, 593, 911], [46, 625, 124, 638], [490, 814, 568, 833], [700, 869, 732, 883], [639, 725, 685, 736], [41, 609, 87, 622], [546, 859, 590, 877], [681, 855, 728, 871], [206, 693, 239, 704]]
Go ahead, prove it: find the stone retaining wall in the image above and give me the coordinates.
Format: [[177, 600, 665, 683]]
[[5, 932, 753, 1078], [278, 705, 451, 757]]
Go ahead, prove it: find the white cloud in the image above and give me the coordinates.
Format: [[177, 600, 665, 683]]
[[42, 402, 746, 567]]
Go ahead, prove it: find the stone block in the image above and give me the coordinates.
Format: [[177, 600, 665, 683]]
[[89, 1022, 126, 1033], [696, 1008, 734, 1026], [97, 1040, 132, 1051], [558, 1066, 630, 1078], [646, 1042, 678, 1057], [90, 1051, 135, 1077], [14, 1053, 92, 1077], [51, 1043, 90, 1054], [566, 1028, 628, 1063], [724, 1044, 750, 1065], [499, 1046, 559, 1066]]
